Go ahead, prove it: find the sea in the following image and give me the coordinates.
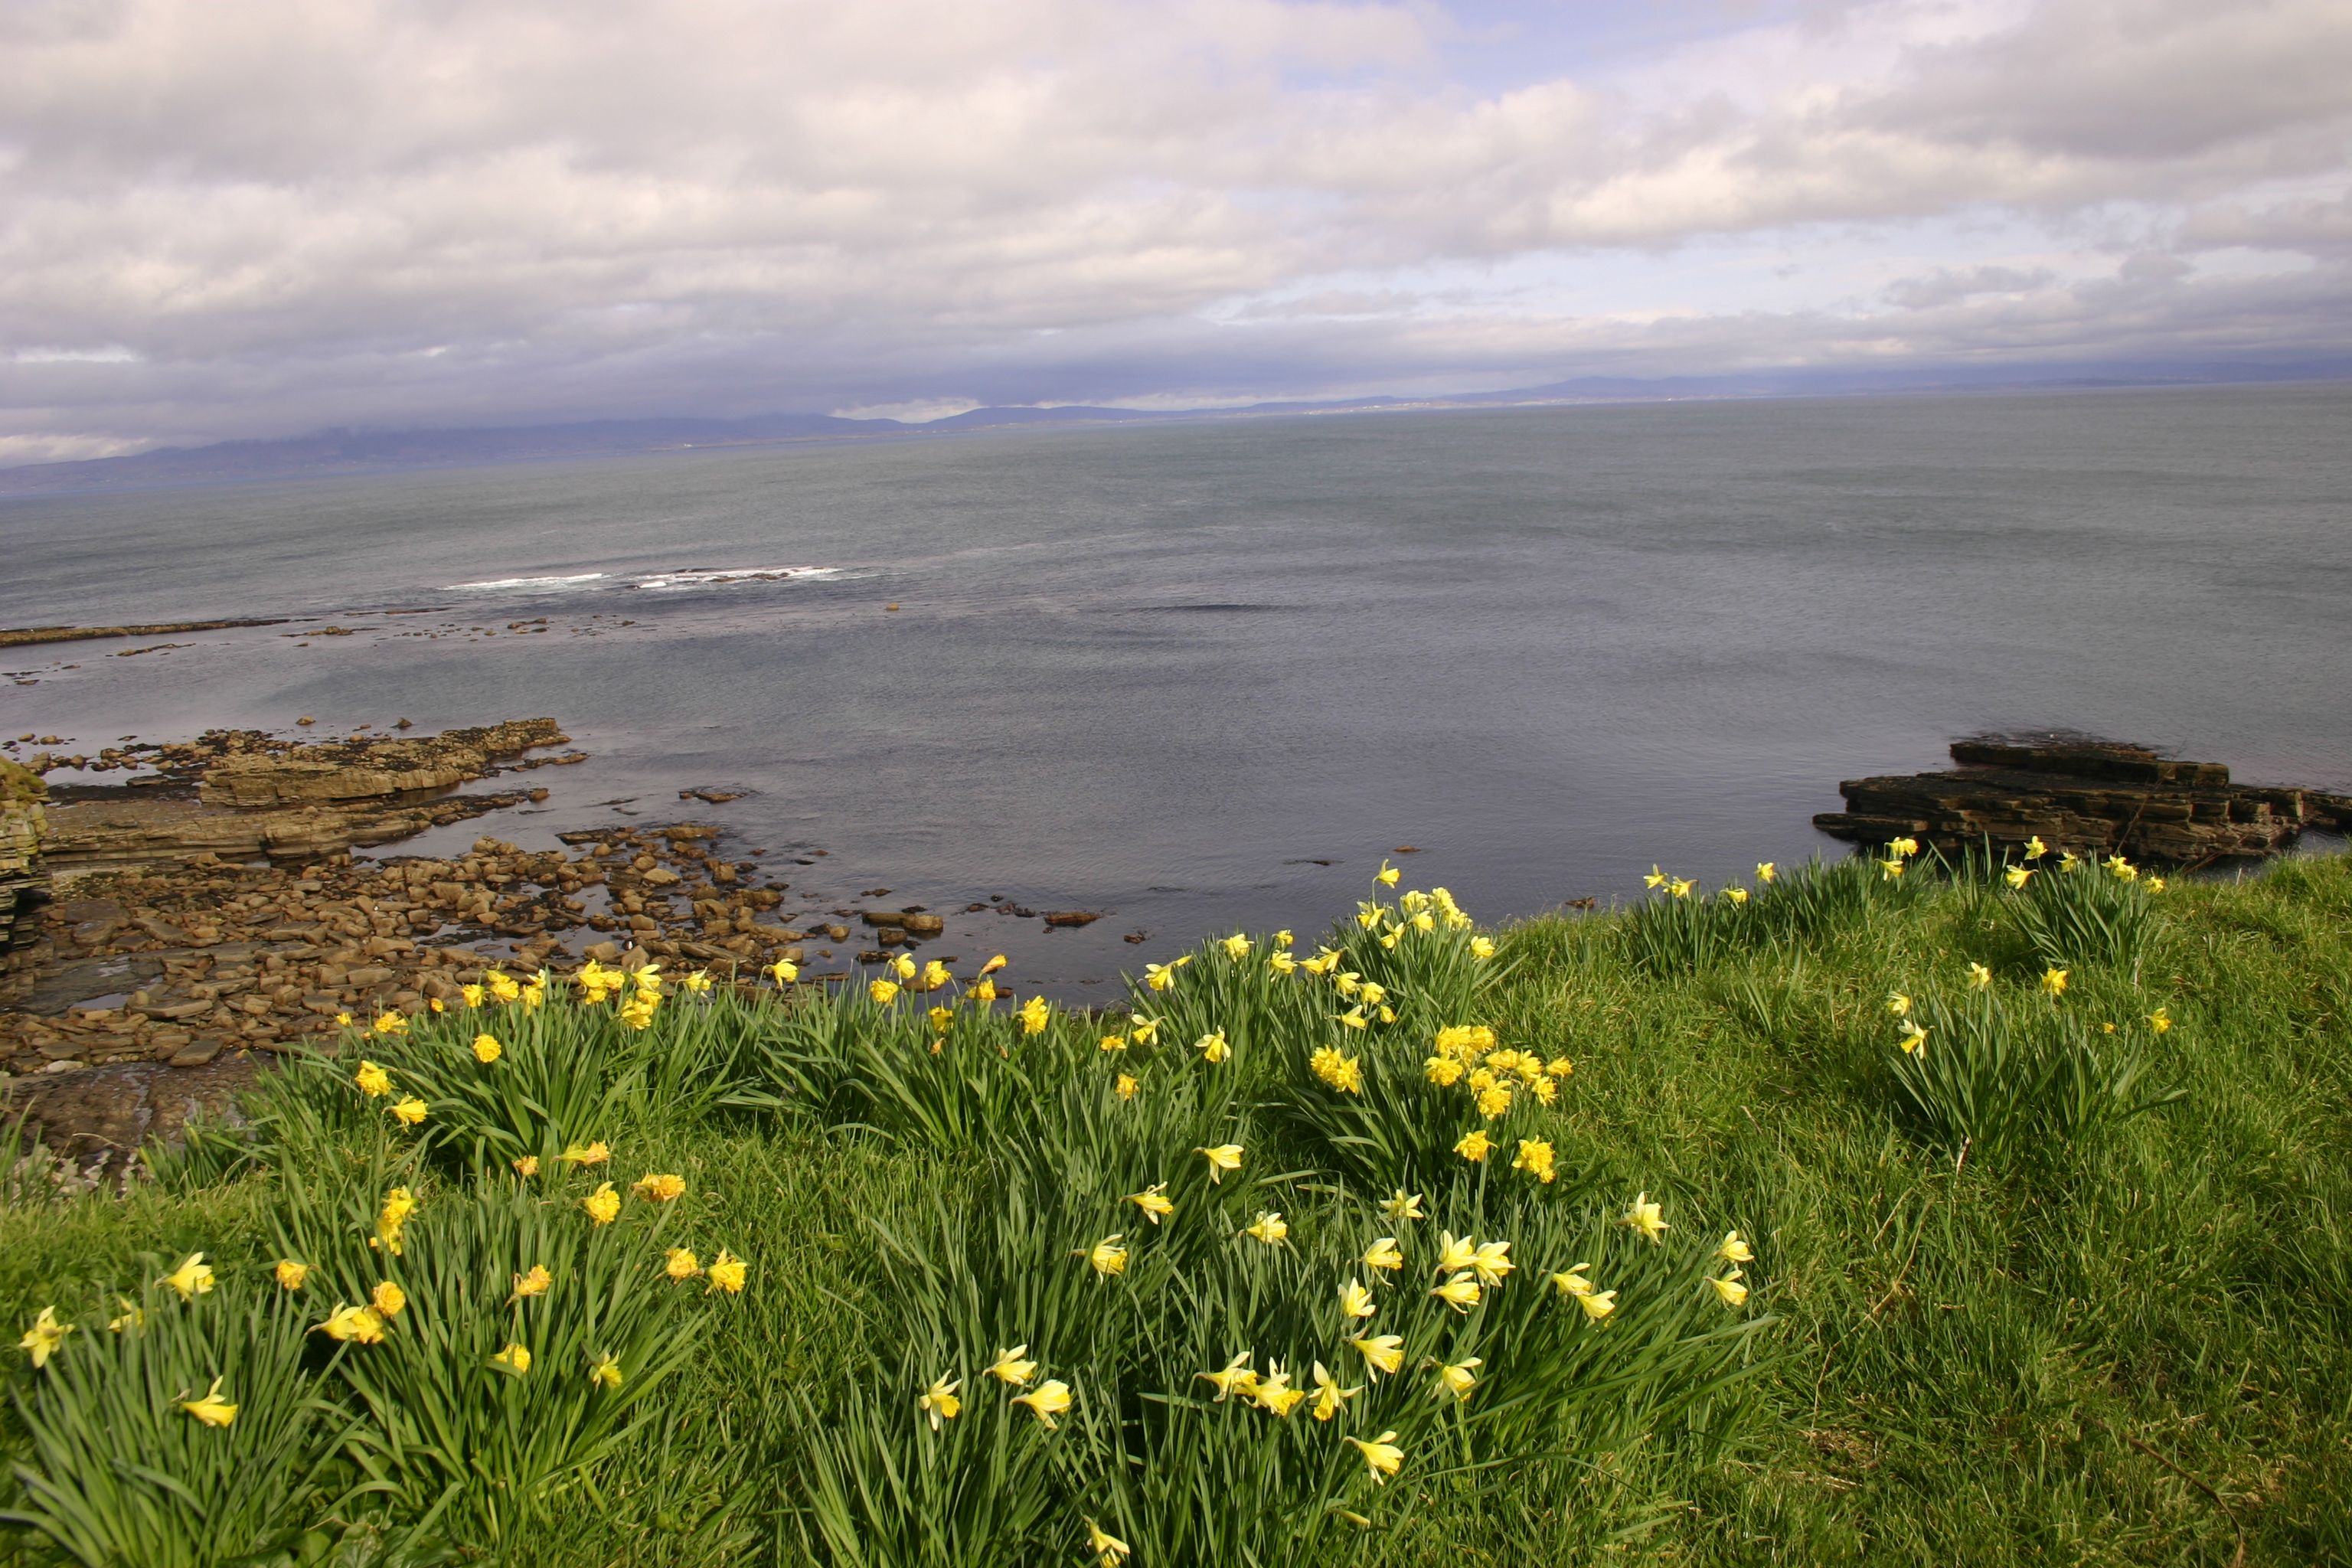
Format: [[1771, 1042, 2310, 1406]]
[[5, 384, 2348, 996]]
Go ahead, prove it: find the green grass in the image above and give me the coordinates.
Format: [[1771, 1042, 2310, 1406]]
[[2, 852, 2347, 1565]]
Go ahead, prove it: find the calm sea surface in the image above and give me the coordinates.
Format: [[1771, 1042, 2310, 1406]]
[[5, 385, 2348, 994]]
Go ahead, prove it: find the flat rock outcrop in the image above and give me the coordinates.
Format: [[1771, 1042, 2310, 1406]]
[[1, 761, 47, 995], [1817, 737, 2352, 863]]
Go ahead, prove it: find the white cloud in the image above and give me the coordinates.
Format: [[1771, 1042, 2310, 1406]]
[[0, 0, 2347, 456]]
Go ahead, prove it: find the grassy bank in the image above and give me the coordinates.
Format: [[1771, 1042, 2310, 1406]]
[[2, 848, 2347, 1566]]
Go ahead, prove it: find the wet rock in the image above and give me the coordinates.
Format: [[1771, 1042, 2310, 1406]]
[[1817, 737, 2352, 862], [1043, 911, 1102, 929]]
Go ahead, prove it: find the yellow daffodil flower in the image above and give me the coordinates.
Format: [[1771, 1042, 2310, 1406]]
[[1670, 877, 1696, 899], [1380, 1189, 1425, 1223], [1624, 1192, 1669, 1243], [1115, 1073, 1139, 1099], [973, 975, 999, 1003], [1012, 1379, 1072, 1427], [978, 954, 1009, 978], [461, 983, 485, 1008], [767, 957, 799, 985], [1896, 1018, 1929, 1054], [2006, 865, 2034, 889], [514, 1155, 541, 1178], [1725, 887, 1749, 905], [1268, 949, 1298, 976], [390, 1096, 427, 1127], [928, 1005, 955, 1035], [1551, 1263, 1595, 1298], [1197, 1029, 1230, 1063], [511, 1265, 553, 1301], [631, 1172, 686, 1202], [315, 1303, 386, 1344], [1890, 836, 1919, 858], [561, 1142, 610, 1168], [1756, 861, 1777, 884], [1965, 962, 1993, 989], [1454, 1130, 1492, 1163], [181, 1377, 237, 1428], [1243, 1212, 1288, 1246], [1476, 1083, 1513, 1119], [1254, 1360, 1308, 1417], [1197, 1351, 1259, 1401], [1718, 1231, 1755, 1264], [1577, 1287, 1619, 1320], [472, 1033, 501, 1065], [2105, 854, 2138, 880], [19, 1307, 71, 1368], [1125, 1184, 1174, 1223], [1431, 1272, 1481, 1312], [869, 979, 900, 1006], [1435, 1232, 1478, 1276], [371, 1282, 405, 1318], [1018, 995, 1050, 1035], [2148, 875, 2166, 893], [581, 1181, 621, 1224], [2041, 966, 2069, 996], [1310, 1045, 1362, 1093], [373, 1012, 408, 1037], [2059, 851, 2082, 874], [1880, 858, 1905, 881], [920, 1375, 962, 1429], [1546, 1055, 1575, 1077], [1221, 933, 1251, 960], [275, 1259, 311, 1291], [1086, 1518, 1131, 1566], [1363, 1236, 1403, 1273], [376, 1187, 416, 1256], [2148, 1007, 2171, 1034], [1469, 934, 1497, 960], [160, 1253, 215, 1301], [1142, 957, 1191, 991], [1376, 860, 1401, 887], [665, 1249, 703, 1281], [988, 1346, 1040, 1387], [335, 1011, 352, 1027], [1433, 1355, 1482, 1401], [1099, 1033, 1128, 1053], [2025, 835, 2048, 858], [1310, 1360, 1362, 1422], [492, 1342, 531, 1375], [1349, 1332, 1404, 1377], [1712, 1268, 1750, 1307], [1529, 1074, 1558, 1106], [354, 1061, 391, 1098], [1425, 1055, 1465, 1086], [1470, 1240, 1514, 1287], [487, 971, 520, 1002], [1127, 1014, 1160, 1046], [891, 952, 916, 982], [590, 1356, 623, 1391], [1334, 1005, 1369, 1031], [1340, 1279, 1377, 1320], [1645, 865, 1668, 890], [706, 1250, 746, 1295], [1195, 1144, 1244, 1183], [1348, 1429, 1404, 1484], [1887, 992, 1911, 1016], [1089, 1236, 1129, 1276], [1300, 946, 1343, 976]]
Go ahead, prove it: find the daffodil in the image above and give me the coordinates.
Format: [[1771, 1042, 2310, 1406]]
[[335, 1011, 352, 1027], [665, 1248, 703, 1281], [160, 1253, 215, 1301], [390, 1096, 427, 1127], [2025, 835, 2048, 858], [1196, 1029, 1230, 1063], [2148, 1006, 2171, 1034], [561, 1141, 610, 1168], [181, 1377, 237, 1428], [590, 1356, 623, 1391], [1115, 1073, 1139, 1099], [1363, 1236, 1403, 1273], [1340, 1279, 1377, 1320], [492, 1342, 531, 1374], [1432, 1356, 1482, 1401], [275, 1259, 311, 1291], [1576, 1287, 1618, 1321], [354, 1060, 391, 1097], [1127, 1013, 1160, 1046], [371, 1281, 406, 1318], [1196, 1144, 1244, 1183], [488, 970, 521, 1002], [1300, 946, 1344, 976], [1880, 858, 1905, 880], [1349, 1332, 1404, 1377], [1018, 995, 1050, 1035], [1013, 1379, 1073, 1427], [2040, 966, 2069, 997], [1887, 992, 1912, 1016], [1717, 1230, 1755, 1264], [920, 1374, 962, 1429], [1454, 1129, 1491, 1163], [1897, 1019, 1929, 1054], [890, 952, 916, 982], [1310, 1360, 1362, 1421], [767, 957, 799, 984], [2105, 854, 2137, 880], [1725, 887, 1749, 905], [978, 953, 1008, 978], [1089, 1236, 1129, 1276], [472, 1032, 501, 1064], [1670, 877, 1696, 899], [1125, 1184, 1174, 1223], [1547, 1055, 1575, 1077], [1625, 1192, 1668, 1243], [1086, 1518, 1132, 1566], [1221, 932, 1252, 960], [514, 1155, 541, 1178], [1965, 961, 1993, 989], [1143, 957, 1191, 991], [315, 1303, 386, 1344], [375, 1187, 417, 1256], [706, 1250, 746, 1294], [511, 1264, 553, 1301], [1431, 1272, 1481, 1312], [2006, 865, 2034, 889], [2148, 876, 2167, 893], [988, 1345, 1040, 1387], [462, 982, 485, 1008], [1890, 836, 1919, 858], [1477, 1083, 1513, 1119], [1310, 1045, 1363, 1093], [19, 1307, 71, 1368], [1334, 1004, 1369, 1031], [1267, 949, 1298, 976], [1470, 1240, 1514, 1287], [1244, 1212, 1289, 1246], [581, 1181, 621, 1224], [1380, 1189, 1425, 1223], [869, 978, 900, 1006], [1711, 1268, 1750, 1308], [373, 1012, 408, 1037], [1645, 865, 1668, 890], [1550, 1263, 1595, 1298], [1470, 935, 1497, 959], [1435, 1231, 1477, 1276], [1253, 1361, 1307, 1417], [2059, 851, 2082, 874], [1425, 1055, 1465, 1086], [1348, 1429, 1404, 1484], [1099, 1033, 1129, 1053], [632, 1172, 687, 1202]]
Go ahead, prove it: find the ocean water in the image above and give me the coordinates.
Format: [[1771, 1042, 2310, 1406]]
[[5, 384, 2349, 995]]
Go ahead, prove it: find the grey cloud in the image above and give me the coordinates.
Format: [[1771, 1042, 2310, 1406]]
[[1885, 265, 2057, 310]]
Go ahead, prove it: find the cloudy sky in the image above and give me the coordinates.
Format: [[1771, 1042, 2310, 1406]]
[[2, 0, 2349, 462]]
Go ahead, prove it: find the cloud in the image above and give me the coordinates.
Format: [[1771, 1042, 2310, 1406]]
[[0, 0, 2347, 457]]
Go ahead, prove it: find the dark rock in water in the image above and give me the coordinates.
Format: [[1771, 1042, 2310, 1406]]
[[1043, 911, 1102, 928], [1816, 737, 2352, 864]]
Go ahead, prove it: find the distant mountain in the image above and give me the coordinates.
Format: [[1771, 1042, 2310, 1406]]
[[5, 362, 2343, 497]]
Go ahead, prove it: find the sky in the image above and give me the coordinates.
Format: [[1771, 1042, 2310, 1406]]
[[2, 0, 2349, 462]]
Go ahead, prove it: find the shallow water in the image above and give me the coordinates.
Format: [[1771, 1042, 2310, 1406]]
[[5, 384, 2348, 995]]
